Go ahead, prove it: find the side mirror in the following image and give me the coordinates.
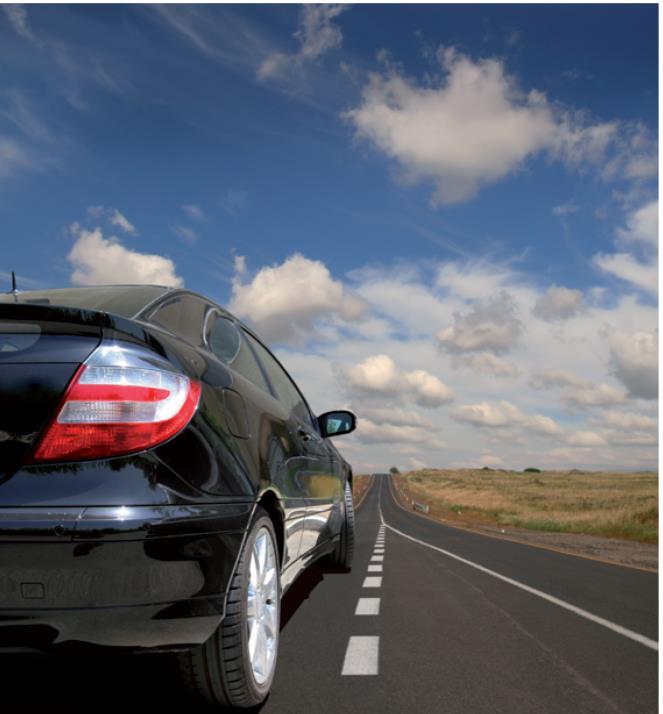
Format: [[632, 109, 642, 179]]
[[318, 410, 356, 438]]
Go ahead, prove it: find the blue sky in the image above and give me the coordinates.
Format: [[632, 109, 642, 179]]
[[1, 4, 658, 471]]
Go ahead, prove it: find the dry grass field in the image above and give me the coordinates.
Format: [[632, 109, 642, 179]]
[[395, 469, 658, 544], [352, 474, 372, 507]]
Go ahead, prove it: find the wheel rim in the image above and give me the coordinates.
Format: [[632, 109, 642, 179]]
[[246, 526, 279, 686]]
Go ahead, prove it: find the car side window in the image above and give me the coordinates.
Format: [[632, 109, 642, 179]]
[[147, 295, 208, 347], [205, 314, 270, 392], [242, 330, 316, 427]]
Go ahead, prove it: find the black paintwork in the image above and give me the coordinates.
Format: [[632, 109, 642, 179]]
[[0, 287, 354, 651]]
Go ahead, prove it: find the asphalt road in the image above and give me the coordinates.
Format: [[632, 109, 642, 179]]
[[3, 474, 658, 713]]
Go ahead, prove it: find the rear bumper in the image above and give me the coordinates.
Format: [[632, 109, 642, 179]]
[[0, 503, 253, 651]]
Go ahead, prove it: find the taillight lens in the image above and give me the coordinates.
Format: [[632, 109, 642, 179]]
[[30, 361, 201, 462]]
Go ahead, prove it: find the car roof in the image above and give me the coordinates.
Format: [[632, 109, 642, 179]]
[[0, 285, 175, 319]]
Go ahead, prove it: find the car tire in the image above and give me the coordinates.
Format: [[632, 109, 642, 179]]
[[328, 480, 355, 569], [176, 507, 281, 708]]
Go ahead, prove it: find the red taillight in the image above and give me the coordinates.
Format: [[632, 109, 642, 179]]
[[30, 360, 201, 462]]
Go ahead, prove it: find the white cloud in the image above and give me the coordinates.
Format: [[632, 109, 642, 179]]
[[3, 4, 42, 46], [566, 431, 607, 447], [0, 136, 33, 178], [346, 47, 655, 204], [68, 226, 183, 287], [229, 253, 367, 344], [451, 399, 562, 436], [593, 200, 658, 295], [356, 406, 434, 429], [172, 224, 198, 244], [616, 200, 658, 246], [597, 410, 657, 431], [438, 291, 521, 354], [451, 400, 524, 428], [608, 329, 658, 400], [593, 252, 658, 296], [258, 4, 346, 81], [552, 201, 578, 216], [450, 352, 520, 378], [532, 285, 585, 321], [342, 354, 454, 408], [225, 252, 657, 471], [181, 203, 205, 221], [109, 209, 137, 235], [435, 260, 514, 300], [564, 383, 627, 409], [86, 206, 137, 235], [355, 417, 441, 447], [529, 369, 591, 390]]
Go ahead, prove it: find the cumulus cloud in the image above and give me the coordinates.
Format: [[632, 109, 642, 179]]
[[608, 329, 658, 400], [68, 226, 183, 287], [532, 285, 585, 321], [345, 47, 651, 204], [597, 410, 657, 431], [438, 291, 521, 354], [451, 399, 562, 435], [258, 4, 346, 81], [564, 383, 627, 409], [229, 253, 367, 344], [342, 354, 454, 408]]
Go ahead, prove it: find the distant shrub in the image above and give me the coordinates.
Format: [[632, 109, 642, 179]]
[[523, 467, 542, 473], [482, 466, 493, 471]]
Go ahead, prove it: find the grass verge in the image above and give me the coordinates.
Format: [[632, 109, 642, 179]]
[[395, 469, 658, 544], [352, 474, 372, 508]]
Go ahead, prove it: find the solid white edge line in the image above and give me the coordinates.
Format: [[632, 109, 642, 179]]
[[379, 480, 658, 652], [341, 636, 379, 675]]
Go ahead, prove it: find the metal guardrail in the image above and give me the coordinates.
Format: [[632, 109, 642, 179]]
[[412, 500, 429, 514]]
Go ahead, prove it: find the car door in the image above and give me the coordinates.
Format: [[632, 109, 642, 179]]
[[241, 331, 340, 563], [200, 311, 309, 578]]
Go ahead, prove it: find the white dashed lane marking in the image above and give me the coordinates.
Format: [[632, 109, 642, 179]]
[[368, 564, 383, 572], [342, 636, 379, 675], [363, 576, 382, 588], [355, 597, 381, 615], [371, 555, 384, 562]]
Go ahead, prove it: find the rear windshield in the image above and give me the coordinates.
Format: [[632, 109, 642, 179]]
[[0, 286, 171, 318]]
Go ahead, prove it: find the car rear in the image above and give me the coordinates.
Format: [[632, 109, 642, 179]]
[[0, 299, 251, 653]]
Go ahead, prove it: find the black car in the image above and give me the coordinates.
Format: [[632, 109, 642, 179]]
[[0, 285, 357, 708]]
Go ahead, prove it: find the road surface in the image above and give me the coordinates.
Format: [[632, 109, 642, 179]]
[[3, 474, 658, 713]]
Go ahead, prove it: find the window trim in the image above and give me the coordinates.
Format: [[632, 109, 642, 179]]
[[240, 327, 319, 431]]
